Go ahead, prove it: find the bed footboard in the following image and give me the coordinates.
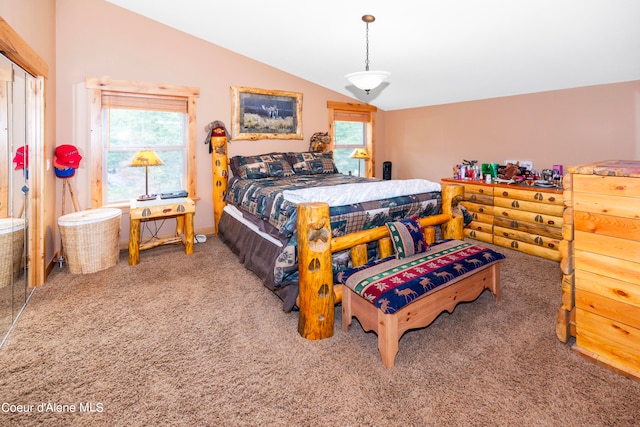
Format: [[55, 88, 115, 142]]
[[296, 184, 464, 340]]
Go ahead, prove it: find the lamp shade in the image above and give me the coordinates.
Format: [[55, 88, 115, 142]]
[[345, 70, 390, 92], [130, 150, 164, 167], [350, 148, 370, 160]]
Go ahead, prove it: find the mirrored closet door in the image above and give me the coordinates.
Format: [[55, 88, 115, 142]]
[[0, 54, 34, 344]]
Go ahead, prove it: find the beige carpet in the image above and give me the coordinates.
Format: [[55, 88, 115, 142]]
[[1, 237, 639, 426]]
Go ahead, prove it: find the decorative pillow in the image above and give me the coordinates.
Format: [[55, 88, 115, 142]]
[[286, 151, 338, 175], [230, 153, 295, 179], [385, 217, 427, 259]]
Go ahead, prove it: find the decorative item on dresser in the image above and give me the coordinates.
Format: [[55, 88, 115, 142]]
[[556, 160, 640, 381], [441, 178, 564, 261]]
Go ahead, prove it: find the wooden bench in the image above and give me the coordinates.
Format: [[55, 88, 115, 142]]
[[338, 238, 505, 368]]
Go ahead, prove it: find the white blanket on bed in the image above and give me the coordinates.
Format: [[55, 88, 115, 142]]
[[282, 178, 441, 206]]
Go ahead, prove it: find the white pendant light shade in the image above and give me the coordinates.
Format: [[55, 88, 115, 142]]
[[346, 15, 390, 94], [345, 70, 390, 92]]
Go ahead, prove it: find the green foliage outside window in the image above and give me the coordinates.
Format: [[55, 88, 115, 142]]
[[105, 109, 186, 202], [333, 121, 365, 176]]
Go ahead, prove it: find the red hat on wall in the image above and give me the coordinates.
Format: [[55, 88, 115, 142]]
[[13, 146, 27, 170], [54, 144, 82, 168]]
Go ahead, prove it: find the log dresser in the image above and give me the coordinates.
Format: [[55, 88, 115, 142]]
[[556, 160, 640, 380], [441, 178, 564, 261]]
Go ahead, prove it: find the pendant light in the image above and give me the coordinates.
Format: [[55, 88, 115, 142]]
[[345, 15, 390, 94]]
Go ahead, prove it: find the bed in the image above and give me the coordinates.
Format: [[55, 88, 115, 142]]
[[210, 131, 464, 338]]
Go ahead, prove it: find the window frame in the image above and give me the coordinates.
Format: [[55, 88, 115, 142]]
[[86, 77, 200, 208], [327, 101, 377, 178]]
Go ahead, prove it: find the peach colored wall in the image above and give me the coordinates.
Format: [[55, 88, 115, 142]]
[[12, 0, 640, 270], [55, 0, 360, 249], [0, 1, 57, 271], [382, 81, 640, 182]]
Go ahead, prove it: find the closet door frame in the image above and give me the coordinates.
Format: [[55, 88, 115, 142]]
[[0, 17, 48, 287]]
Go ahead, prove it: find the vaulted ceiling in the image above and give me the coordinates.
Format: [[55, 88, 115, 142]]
[[106, 0, 640, 111]]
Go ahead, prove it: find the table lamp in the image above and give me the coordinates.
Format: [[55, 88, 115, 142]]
[[130, 149, 164, 200], [350, 148, 370, 177]]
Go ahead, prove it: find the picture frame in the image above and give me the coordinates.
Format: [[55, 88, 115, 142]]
[[230, 86, 303, 141]]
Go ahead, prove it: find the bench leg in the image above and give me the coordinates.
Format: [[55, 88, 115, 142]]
[[490, 263, 501, 302], [378, 312, 400, 368], [342, 286, 353, 332]]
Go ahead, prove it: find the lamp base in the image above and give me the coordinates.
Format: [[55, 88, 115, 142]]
[[137, 194, 157, 201]]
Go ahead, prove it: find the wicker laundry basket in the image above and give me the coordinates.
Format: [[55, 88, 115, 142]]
[[58, 208, 122, 274], [0, 218, 25, 288]]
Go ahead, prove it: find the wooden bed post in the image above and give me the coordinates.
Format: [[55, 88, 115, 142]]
[[441, 183, 464, 240], [297, 202, 334, 340], [211, 131, 228, 236]]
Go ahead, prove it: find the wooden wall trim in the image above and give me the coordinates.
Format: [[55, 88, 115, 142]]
[[0, 17, 48, 78]]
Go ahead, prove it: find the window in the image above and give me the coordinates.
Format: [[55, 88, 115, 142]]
[[86, 78, 200, 207], [327, 101, 377, 177]]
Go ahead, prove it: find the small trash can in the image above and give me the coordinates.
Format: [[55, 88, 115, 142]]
[[0, 218, 25, 287], [58, 208, 122, 274]]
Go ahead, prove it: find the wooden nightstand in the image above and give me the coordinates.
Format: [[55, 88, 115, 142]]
[[128, 197, 196, 265]]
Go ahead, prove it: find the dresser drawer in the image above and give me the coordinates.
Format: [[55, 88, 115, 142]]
[[494, 196, 565, 216], [575, 249, 640, 287], [493, 225, 561, 251], [572, 192, 640, 219], [461, 201, 494, 216], [464, 193, 493, 205], [495, 187, 563, 205], [493, 216, 562, 239], [575, 308, 640, 374], [463, 183, 494, 196], [573, 174, 640, 197], [493, 236, 561, 261], [466, 220, 493, 235], [464, 228, 493, 243], [494, 207, 563, 228]]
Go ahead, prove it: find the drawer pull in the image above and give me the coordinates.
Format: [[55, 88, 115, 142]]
[[535, 236, 543, 245], [535, 215, 544, 223], [534, 193, 543, 200], [472, 213, 478, 220], [510, 241, 519, 249], [511, 200, 520, 208], [511, 220, 519, 229]]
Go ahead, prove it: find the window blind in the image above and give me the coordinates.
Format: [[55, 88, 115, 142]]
[[101, 92, 187, 113]]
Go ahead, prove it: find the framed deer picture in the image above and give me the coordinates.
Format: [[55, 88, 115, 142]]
[[230, 86, 303, 141]]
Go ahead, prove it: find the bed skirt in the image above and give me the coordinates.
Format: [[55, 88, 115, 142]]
[[217, 211, 299, 311]]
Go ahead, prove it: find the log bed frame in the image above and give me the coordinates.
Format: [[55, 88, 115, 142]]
[[211, 133, 465, 340]]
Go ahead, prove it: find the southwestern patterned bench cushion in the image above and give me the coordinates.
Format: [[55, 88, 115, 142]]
[[337, 239, 506, 314]]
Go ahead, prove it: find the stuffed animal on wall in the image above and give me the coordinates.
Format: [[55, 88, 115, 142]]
[[309, 132, 330, 153], [498, 162, 521, 180]]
